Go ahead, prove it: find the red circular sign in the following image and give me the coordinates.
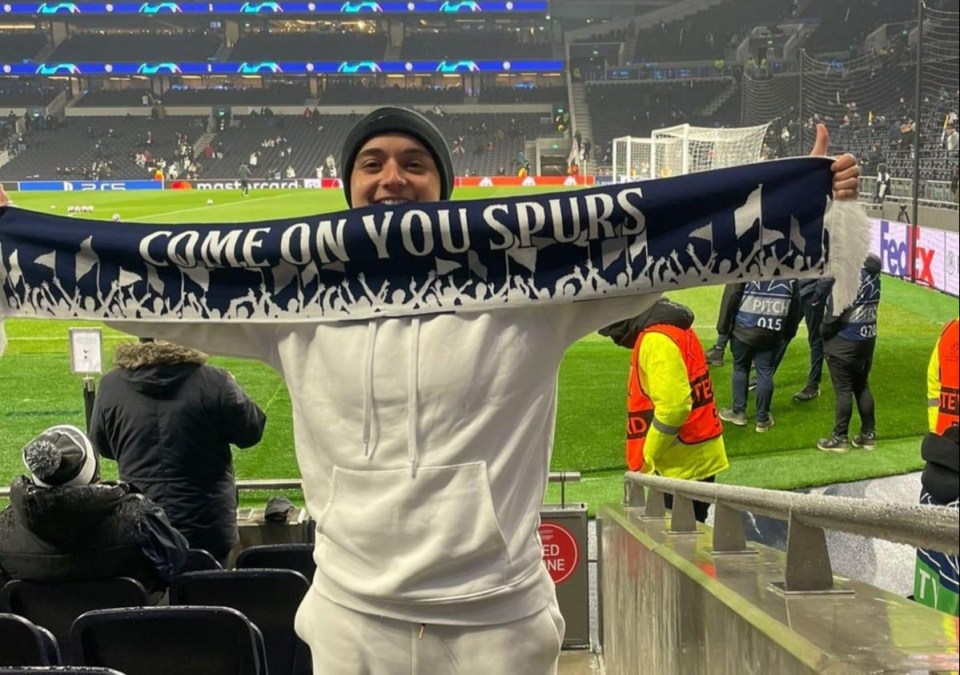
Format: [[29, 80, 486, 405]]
[[539, 522, 579, 585]]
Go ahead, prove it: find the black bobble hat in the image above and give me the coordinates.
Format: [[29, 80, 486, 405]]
[[340, 107, 454, 206]]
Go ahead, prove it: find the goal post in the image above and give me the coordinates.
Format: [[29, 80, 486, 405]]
[[612, 122, 772, 183]]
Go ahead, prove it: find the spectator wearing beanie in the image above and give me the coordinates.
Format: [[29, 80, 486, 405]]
[[0, 424, 188, 597]]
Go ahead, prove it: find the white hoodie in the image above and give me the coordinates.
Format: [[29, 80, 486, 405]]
[[116, 293, 655, 626]]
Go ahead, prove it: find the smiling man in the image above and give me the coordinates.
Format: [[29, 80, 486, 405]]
[[0, 107, 862, 675], [340, 107, 453, 207]]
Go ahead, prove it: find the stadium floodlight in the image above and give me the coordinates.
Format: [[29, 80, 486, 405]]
[[435, 60, 480, 73], [36, 2, 80, 13], [35, 63, 81, 75], [237, 62, 283, 74]]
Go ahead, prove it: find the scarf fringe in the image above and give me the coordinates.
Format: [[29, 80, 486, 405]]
[[824, 198, 871, 314]]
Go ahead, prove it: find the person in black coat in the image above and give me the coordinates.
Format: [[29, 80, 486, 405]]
[[89, 339, 266, 566], [0, 425, 188, 597], [717, 279, 801, 433], [817, 254, 882, 452]]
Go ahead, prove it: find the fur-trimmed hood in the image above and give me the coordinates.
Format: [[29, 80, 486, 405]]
[[114, 340, 208, 369], [112, 341, 208, 396]]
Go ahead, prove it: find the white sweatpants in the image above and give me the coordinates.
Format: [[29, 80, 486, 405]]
[[294, 588, 566, 675]]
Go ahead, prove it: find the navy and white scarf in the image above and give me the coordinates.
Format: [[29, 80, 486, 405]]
[[0, 158, 868, 352]]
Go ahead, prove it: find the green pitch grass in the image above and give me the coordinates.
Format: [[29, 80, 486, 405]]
[[1, 188, 955, 510]]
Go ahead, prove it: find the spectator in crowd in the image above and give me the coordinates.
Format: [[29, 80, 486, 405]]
[[0, 115, 861, 674], [0, 425, 188, 597], [600, 298, 728, 523], [238, 163, 252, 196], [791, 278, 833, 402], [952, 164, 959, 205], [817, 254, 882, 452], [325, 153, 337, 178], [914, 317, 959, 614], [718, 279, 801, 433], [89, 339, 266, 566], [945, 123, 959, 153], [927, 317, 959, 435], [875, 163, 892, 204]]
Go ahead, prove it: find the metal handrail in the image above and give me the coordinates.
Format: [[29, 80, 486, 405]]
[[0, 471, 581, 499], [623, 471, 959, 593]]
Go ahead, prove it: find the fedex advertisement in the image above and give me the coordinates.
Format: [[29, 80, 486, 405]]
[[869, 218, 959, 297]]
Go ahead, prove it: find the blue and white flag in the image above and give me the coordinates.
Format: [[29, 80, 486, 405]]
[[0, 157, 868, 351]]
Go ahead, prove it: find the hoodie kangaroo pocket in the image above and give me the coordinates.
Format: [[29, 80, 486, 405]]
[[316, 462, 510, 603]]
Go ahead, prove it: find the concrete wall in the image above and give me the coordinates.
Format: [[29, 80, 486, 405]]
[[598, 504, 960, 675]]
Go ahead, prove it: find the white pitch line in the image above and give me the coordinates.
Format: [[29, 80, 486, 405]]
[[132, 191, 303, 222]]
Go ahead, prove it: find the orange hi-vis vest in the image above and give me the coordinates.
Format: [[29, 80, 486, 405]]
[[936, 318, 960, 435], [626, 324, 723, 472]]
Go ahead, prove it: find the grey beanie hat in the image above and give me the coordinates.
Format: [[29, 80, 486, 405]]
[[340, 107, 454, 206], [22, 424, 97, 488]]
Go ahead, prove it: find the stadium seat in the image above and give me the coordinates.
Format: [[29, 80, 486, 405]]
[[235, 544, 316, 581], [71, 606, 267, 675], [179, 549, 223, 574], [0, 613, 61, 666], [0, 579, 148, 665], [0, 668, 127, 674], [170, 569, 311, 675]]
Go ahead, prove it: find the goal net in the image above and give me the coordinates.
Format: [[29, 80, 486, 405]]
[[612, 123, 771, 183]]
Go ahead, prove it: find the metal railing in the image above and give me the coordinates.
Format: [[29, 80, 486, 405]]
[[0, 471, 581, 501], [623, 472, 959, 593]]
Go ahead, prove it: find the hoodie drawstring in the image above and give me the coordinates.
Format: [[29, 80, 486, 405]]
[[362, 321, 378, 457], [408, 316, 421, 477]]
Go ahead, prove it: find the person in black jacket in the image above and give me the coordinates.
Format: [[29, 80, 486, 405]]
[[790, 278, 833, 402], [717, 280, 801, 433], [89, 339, 266, 566], [913, 424, 959, 614], [817, 254, 882, 452], [705, 285, 741, 367], [0, 425, 188, 597]]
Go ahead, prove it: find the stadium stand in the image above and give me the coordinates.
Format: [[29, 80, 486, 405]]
[[0, 115, 207, 181], [320, 82, 466, 105], [587, 79, 730, 159], [1, 578, 149, 665], [798, 0, 916, 56], [159, 85, 310, 106], [399, 31, 552, 60], [71, 606, 268, 675], [0, 612, 61, 667], [478, 85, 568, 104], [632, 0, 793, 62], [230, 32, 388, 61], [199, 113, 355, 180], [0, 32, 48, 62], [50, 32, 221, 62], [0, 83, 66, 109], [179, 549, 223, 573], [235, 543, 317, 580], [74, 89, 153, 108], [170, 569, 310, 675]]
